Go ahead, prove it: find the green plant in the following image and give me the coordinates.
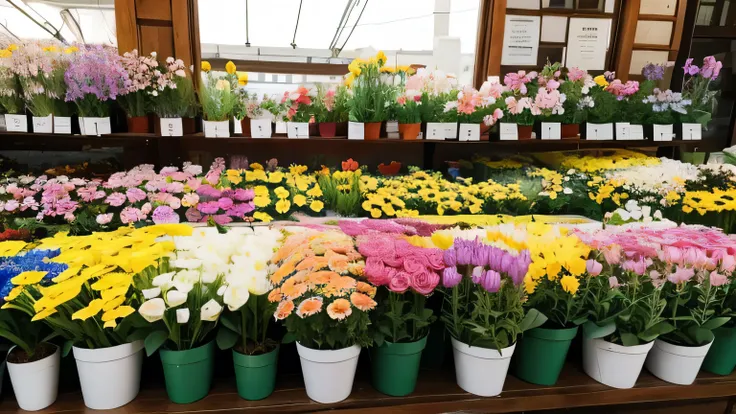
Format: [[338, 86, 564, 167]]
[[372, 291, 434, 345], [347, 53, 393, 123], [217, 294, 277, 355], [199, 74, 237, 122]]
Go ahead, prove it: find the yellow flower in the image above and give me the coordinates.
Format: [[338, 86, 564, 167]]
[[32, 308, 57, 322], [594, 75, 608, 87], [0, 49, 11, 58], [254, 185, 269, 197], [376, 50, 387, 65], [276, 199, 291, 214], [11, 270, 47, 285], [307, 184, 323, 198], [370, 208, 382, 218], [225, 60, 236, 74], [274, 186, 289, 199], [226, 169, 243, 185], [254, 196, 271, 208], [101, 306, 134, 323], [4, 286, 23, 301], [251, 162, 263, 170], [254, 212, 273, 223], [237, 71, 248, 86], [201, 60, 211, 72], [344, 73, 355, 88], [348, 61, 362, 77], [72, 299, 105, 321], [268, 171, 285, 183], [7, 44, 18, 52], [310, 200, 324, 213], [104, 320, 117, 329], [290, 165, 308, 175], [64, 46, 79, 54], [560, 275, 580, 295], [293, 194, 307, 207], [380, 66, 396, 74]]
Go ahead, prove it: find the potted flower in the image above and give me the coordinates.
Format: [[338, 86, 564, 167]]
[[642, 88, 690, 141], [0, 44, 27, 132], [356, 231, 442, 396], [583, 72, 618, 140], [614, 65, 661, 141], [559, 66, 595, 138], [270, 228, 375, 404], [410, 69, 458, 140], [500, 70, 538, 140], [441, 237, 546, 397], [282, 86, 313, 138], [347, 51, 390, 140], [314, 85, 348, 138], [151, 56, 197, 136], [118, 49, 158, 133], [64, 45, 127, 136], [216, 227, 283, 400], [0, 248, 68, 411], [395, 89, 422, 140], [446, 83, 503, 141], [702, 260, 736, 375], [199, 60, 237, 137], [680, 56, 722, 140], [317, 164, 363, 217], [137, 230, 228, 404]]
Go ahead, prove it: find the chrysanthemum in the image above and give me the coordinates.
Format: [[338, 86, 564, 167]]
[[326, 298, 352, 320], [296, 296, 323, 318]]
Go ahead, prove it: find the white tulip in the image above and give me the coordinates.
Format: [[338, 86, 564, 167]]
[[200, 270, 218, 284], [223, 285, 250, 311], [166, 290, 188, 307], [142, 287, 161, 299], [139, 298, 165, 322], [176, 308, 190, 324], [642, 205, 652, 218], [217, 285, 227, 296], [152, 272, 175, 288], [172, 258, 202, 269], [200, 299, 223, 321]]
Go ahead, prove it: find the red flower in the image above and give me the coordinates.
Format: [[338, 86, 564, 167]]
[[378, 161, 402, 176], [342, 158, 359, 172]]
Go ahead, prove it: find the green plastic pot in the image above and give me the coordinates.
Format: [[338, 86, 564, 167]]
[[233, 346, 279, 400], [702, 326, 736, 375], [160, 341, 215, 404], [371, 336, 427, 397], [513, 326, 578, 386]]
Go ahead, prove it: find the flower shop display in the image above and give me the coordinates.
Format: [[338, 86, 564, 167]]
[[0, 44, 28, 132], [446, 82, 504, 141], [642, 88, 690, 142], [270, 228, 375, 403], [500, 70, 540, 140], [150, 56, 196, 136], [583, 72, 618, 140], [117, 49, 158, 133], [199, 60, 237, 137], [408, 69, 458, 140], [313, 85, 348, 138], [236, 93, 283, 138], [282, 86, 313, 138], [346, 51, 390, 140], [681, 56, 722, 139]]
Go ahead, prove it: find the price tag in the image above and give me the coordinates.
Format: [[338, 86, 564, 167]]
[[250, 119, 272, 138], [630, 124, 644, 140], [443, 123, 457, 139], [5, 114, 28, 132], [458, 123, 480, 141], [386, 121, 399, 139], [541, 122, 561, 140], [275, 122, 287, 134], [159, 118, 183, 136], [287, 122, 309, 139], [586, 123, 613, 140], [499, 123, 518, 141], [653, 124, 674, 142], [82, 117, 111, 136], [203, 120, 230, 138], [682, 123, 702, 140], [426, 123, 445, 140], [233, 117, 242, 135], [54, 116, 72, 134], [32, 115, 53, 133], [348, 122, 364, 140], [615, 122, 630, 140]]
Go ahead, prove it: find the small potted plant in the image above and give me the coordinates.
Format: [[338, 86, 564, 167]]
[[314, 85, 348, 138], [446, 83, 503, 141], [680, 56, 722, 140], [0, 44, 28, 132], [559, 66, 595, 138], [199, 60, 238, 137], [151, 56, 197, 136], [500, 70, 539, 140], [583, 73, 618, 140], [642, 88, 690, 141], [395, 89, 422, 140], [347, 51, 390, 140], [118, 49, 157, 133], [282, 86, 313, 138]]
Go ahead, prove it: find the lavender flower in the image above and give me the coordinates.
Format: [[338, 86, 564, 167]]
[[683, 58, 700, 76], [642, 63, 666, 81], [151, 205, 180, 224], [64, 45, 130, 117], [480, 270, 501, 293], [442, 267, 462, 288]]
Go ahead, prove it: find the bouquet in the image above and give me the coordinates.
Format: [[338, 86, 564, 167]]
[[11, 42, 65, 118], [347, 51, 392, 123], [0, 44, 24, 114], [404, 69, 458, 123], [151, 56, 196, 119], [118, 49, 158, 118], [394, 89, 422, 124], [281, 86, 313, 122], [269, 229, 375, 349], [446, 83, 504, 125], [199, 60, 237, 121], [681, 56, 722, 126], [64, 45, 129, 117]]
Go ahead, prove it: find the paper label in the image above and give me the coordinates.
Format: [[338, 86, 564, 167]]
[[540, 122, 561, 140], [250, 119, 272, 138], [81, 117, 111, 136], [442, 122, 457, 139], [586, 123, 613, 140], [275, 122, 287, 134], [653, 124, 674, 141], [32, 115, 53, 133], [458, 123, 481, 141], [385, 121, 399, 133], [348, 122, 364, 140], [630, 124, 644, 140], [5, 114, 28, 132], [499, 123, 519, 141], [203, 120, 230, 138], [233, 117, 242, 135], [426, 123, 446, 140], [53, 116, 72, 134], [159, 118, 183, 136], [682, 123, 702, 140], [287, 122, 310, 139], [615, 122, 630, 140]]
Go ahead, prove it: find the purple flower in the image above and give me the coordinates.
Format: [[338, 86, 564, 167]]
[[442, 267, 462, 288], [233, 188, 255, 201], [586, 259, 603, 276], [226, 202, 255, 217], [683, 58, 700, 76], [230, 155, 249, 170], [471, 266, 484, 284], [151, 205, 180, 224], [481, 270, 501, 293], [185, 207, 202, 222], [443, 249, 457, 267], [105, 192, 126, 207], [196, 184, 222, 199], [197, 201, 220, 215], [64, 45, 130, 108], [471, 243, 488, 267], [701, 56, 723, 80], [217, 197, 234, 210], [642, 63, 666, 81], [126, 187, 147, 203], [454, 239, 473, 266]]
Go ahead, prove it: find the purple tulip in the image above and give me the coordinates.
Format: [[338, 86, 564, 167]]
[[442, 267, 462, 288], [481, 270, 501, 293]]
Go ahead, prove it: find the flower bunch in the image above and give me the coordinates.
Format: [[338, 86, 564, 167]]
[[151, 56, 195, 119], [681, 56, 722, 126], [347, 51, 392, 123], [10, 42, 71, 117], [643, 88, 691, 124], [605, 80, 639, 100], [313, 85, 348, 123], [281, 86, 313, 122], [0, 44, 25, 114], [405, 69, 458, 123], [64, 45, 129, 117], [394, 89, 422, 124], [446, 82, 504, 124], [317, 167, 362, 217], [184, 159, 256, 225], [560, 65, 595, 124], [199, 60, 237, 121], [117, 49, 159, 118], [244, 163, 324, 223]]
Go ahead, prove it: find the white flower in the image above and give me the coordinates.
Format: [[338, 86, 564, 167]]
[[176, 308, 190, 324], [142, 287, 161, 299], [217, 285, 227, 296], [617, 210, 631, 221], [641, 205, 652, 218], [152, 272, 175, 288], [172, 258, 202, 269], [172, 269, 199, 293], [563, 187, 573, 195], [166, 290, 188, 307], [139, 298, 165, 322], [654, 210, 663, 220], [223, 285, 250, 311], [200, 299, 223, 321]]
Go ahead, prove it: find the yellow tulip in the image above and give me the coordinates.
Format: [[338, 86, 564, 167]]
[[376, 50, 387, 65], [237, 72, 248, 86], [0, 49, 11, 58], [201, 60, 211, 72], [225, 60, 236, 75]]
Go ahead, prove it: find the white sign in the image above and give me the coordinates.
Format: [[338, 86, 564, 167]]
[[586, 123, 613, 140], [615, 122, 630, 140], [386, 120, 399, 139], [5, 114, 28, 132], [442, 123, 458, 139], [426, 123, 445, 140], [348, 121, 364, 140], [233, 117, 242, 135], [566, 18, 610, 70], [81, 117, 111, 136], [287, 122, 309, 139], [500, 123, 519, 140], [541, 122, 561, 140], [203, 120, 230, 138], [682, 123, 702, 140], [159, 118, 183, 136], [32, 115, 53, 133], [459, 123, 481, 141], [54, 116, 72, 134], [275, 121, 287, 134], [250, 119, 272, 138], [501, 15, 541, 66], [653, 124, 674, 141]]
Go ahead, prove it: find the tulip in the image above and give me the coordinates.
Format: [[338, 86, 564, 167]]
[[152, 272, 175, 288], [142, 287, 161, 299], [200, 299, 223, 321], [139, 298, 165, 322], [224, 285, 250, 311], [176, 308, 190, 323], [166, 290, 188, 307]]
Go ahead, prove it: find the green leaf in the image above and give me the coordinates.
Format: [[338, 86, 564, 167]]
[[701, 317, 731, 331], [216, 326, 239, 350], [582, 321, 616, 339], [126, 329, 149, 343], [144, 330, 169, 356], [620, 332, 640, 347], [281, 332, 296, 344], [638, 321, 674, 343], [519, 309, 547, 332], [220, 312, 241, 334], [62, 340, 74, 358]]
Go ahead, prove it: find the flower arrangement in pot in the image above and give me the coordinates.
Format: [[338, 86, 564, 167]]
[[199, 60, 238, 137], [559, 66, 595, 138], [346, 51, 391, 139], [534, 62, 567, 140], [445, 82, 504, 141], [270, 228, 376, 404], [642, 88, 690, 141], [614, 64, 661, 141], [151, 56, 197, 136], [118, 49, 158, 133], [403, 69, 458, 140], [680, 56, 722, 140], [64, 45, 128, 136], [394, 89, 423, 140], [583, 72, 619, 140], [317, 161, 364, 217], [0, 44, 28, 132], [440, 236, 546, 397], [281, 86, 313, 138], [237, 94, 283, 138], [501, 70, 539, 140], [215, 227, 284, 401], [313, 85, 348, 138]]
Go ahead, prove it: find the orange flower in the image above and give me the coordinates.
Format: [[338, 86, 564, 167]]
[[297, 297, 323, 318], [330, 274, 357, 291], [326, 251, 350, 273], [296, 256, 329, 272], [281, 278, 308, 301], [356, 282, 377, 297], [326, 298, 352, 320], [271, 252, 303, 285], [274, 300, 295, 320], [348, 262, 365, 277], [341, 158, 359, 172], [350, 292, 377, 311], [267, 288, 282, 303], [307, 270, 338, 285]]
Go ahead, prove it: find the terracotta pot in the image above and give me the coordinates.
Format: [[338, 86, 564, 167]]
[[399, 123, 421, 140], [364, 122, 381, 140], [561, 124, 580, 139], [182, 117, 197, 135], [240, 118, 252, 137], [518, 125, 534, 140], [127, 116, 150, 133], [319, 122, 338, 138]]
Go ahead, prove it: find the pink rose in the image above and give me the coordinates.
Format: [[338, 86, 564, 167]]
[[388, 271, 411, 293], [403, 255, 427, 275], [411, 269, 440, 295], [365, 257, 389, 286]]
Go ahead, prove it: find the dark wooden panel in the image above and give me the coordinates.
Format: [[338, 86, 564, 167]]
[[488, 0, 508, 76], [139, 26, 175, 60], [135, 0, 172, 21], [171, 0, 193, 66], [613, 0, 641, 81], [114, 0, 139, 55]]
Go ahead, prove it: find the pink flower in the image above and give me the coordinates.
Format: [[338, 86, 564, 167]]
[[667, 266, 695, 284], [105, 192, 126, 207], [586, 259, 603, 276], [710, 271, 728, 287], [396, 95, 407, 105], [365, 257, 389, 286], [96, 213, 113, 225], [701, 56, 723, 80], [4, 200, 19, 212], [608, 276, 620, 288], [442, 267, 462, 288], [141, 202, 152, 215], [185, 207, 202, 222], [152, 205, 180, 224], [120, 207, 146, 224], [388, 271, 411, 293], [478, 80, 504, 100], [126, 187, 147, 203], [182, 193, 199, 207], [721, 255, 736, 273], [217, 197, 234, 210]]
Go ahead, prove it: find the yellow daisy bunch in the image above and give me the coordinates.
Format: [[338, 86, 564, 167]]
[[528, 168, 564, 200], [522, 223, 591, 295], [539, 149, 660, 172], [682, 188, 736, 215], [586, 176, 629, 205]]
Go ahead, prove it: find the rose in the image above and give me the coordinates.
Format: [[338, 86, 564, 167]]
[[426, 250, 445, 271], [403, 254, 428, 275], [388, 271, 411, 293], [411, 269, 440, 295], [365, 257, 389, 286]]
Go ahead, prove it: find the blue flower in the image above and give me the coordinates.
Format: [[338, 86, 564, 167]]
[[0, 249, 68, 302]]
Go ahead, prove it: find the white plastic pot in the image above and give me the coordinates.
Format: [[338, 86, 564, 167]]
[[6, 345, 60, 411], [583, 337, 654, 389], [296, 342, 360, 404], [73, 340, 144, 410], [645, 338, 713, 385], [451, 338, 515, 397]]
